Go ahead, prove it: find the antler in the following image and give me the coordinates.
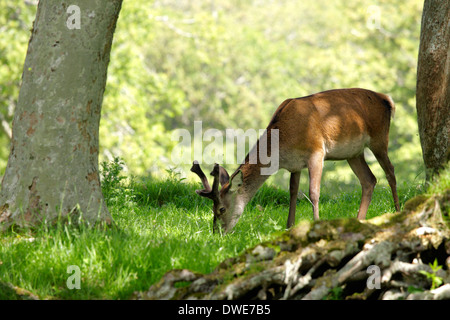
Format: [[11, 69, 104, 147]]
[[210, 163, 220, 197], [191, 161, 220, 201], [191, 160, 211, 191]]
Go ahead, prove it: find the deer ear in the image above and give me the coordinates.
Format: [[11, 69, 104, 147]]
[[229, 170, 243, 192], [219, 166, 230, 187]]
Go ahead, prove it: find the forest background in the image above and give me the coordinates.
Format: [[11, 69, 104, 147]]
[[0, 0, 424, 193]]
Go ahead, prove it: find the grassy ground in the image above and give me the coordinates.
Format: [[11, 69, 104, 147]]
[[0, 159, 425, 300]]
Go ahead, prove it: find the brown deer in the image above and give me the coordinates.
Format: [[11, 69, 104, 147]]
[[191, 88, 400, 234]]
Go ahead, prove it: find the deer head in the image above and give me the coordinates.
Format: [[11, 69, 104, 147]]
[[191, 161, 244, 234]]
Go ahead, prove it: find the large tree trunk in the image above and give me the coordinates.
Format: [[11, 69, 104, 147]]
[[0, 1, 123, 229], [416, 0, 450, 181]]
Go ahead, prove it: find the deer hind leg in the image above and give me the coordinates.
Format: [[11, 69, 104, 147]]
[[287, 171, 301, 228], [372, 149, 400, 212], [308, 152, 324, 220], [348, 154, 377, 220]]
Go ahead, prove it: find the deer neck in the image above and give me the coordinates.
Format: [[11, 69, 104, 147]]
[[237, 126, 279, 200], [235, 160, 271, 204]]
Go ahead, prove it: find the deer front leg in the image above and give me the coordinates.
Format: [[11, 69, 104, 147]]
[[287, 171, 301, 228], [308, 153, 324, 220]]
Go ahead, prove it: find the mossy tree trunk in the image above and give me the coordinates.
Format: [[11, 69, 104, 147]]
[[416, 0, 450, 181], [0, 0, 123, 229]]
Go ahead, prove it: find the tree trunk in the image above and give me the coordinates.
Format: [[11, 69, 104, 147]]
[[416, 0, 450, 181], [0, 1, 123, 229]]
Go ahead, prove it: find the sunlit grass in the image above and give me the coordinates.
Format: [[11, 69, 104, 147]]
[[0, 166, 424, 299]]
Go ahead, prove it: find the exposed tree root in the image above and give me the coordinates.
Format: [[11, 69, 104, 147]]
[[135, 190, 450, 300], [0, 281, 40, 300]]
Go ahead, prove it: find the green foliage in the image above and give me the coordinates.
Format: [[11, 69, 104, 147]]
[[0, 0, 37, 173], [0, 0, 424, 185], [100, 156, 127, 204], [324, 286, 344, 300], [426, 164, 450, 197], [419, 259, 444, 290]]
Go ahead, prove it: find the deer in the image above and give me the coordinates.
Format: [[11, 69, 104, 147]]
[[191, 88, 400, 234]]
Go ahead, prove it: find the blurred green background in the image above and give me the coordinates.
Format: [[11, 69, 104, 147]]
[[0, 0, 424, 194]]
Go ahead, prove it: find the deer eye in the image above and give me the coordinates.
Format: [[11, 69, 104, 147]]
[[219, 207, 226, 215]]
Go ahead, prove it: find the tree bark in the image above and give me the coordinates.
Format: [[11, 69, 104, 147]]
[[416, 0, 450, 181], [0, 1, 123, 229]]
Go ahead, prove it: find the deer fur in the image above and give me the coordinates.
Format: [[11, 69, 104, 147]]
[[192, 88, 400, 234]]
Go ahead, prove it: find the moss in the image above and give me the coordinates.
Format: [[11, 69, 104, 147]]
[[314, 269, 337, 289], [173, 281, 192, 288], [290, 220, 311, 242], [404, 194, 430, 212], [439, 189, 450, 228]]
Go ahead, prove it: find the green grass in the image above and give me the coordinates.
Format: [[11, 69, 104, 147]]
[[0, 161, 427, 300]]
